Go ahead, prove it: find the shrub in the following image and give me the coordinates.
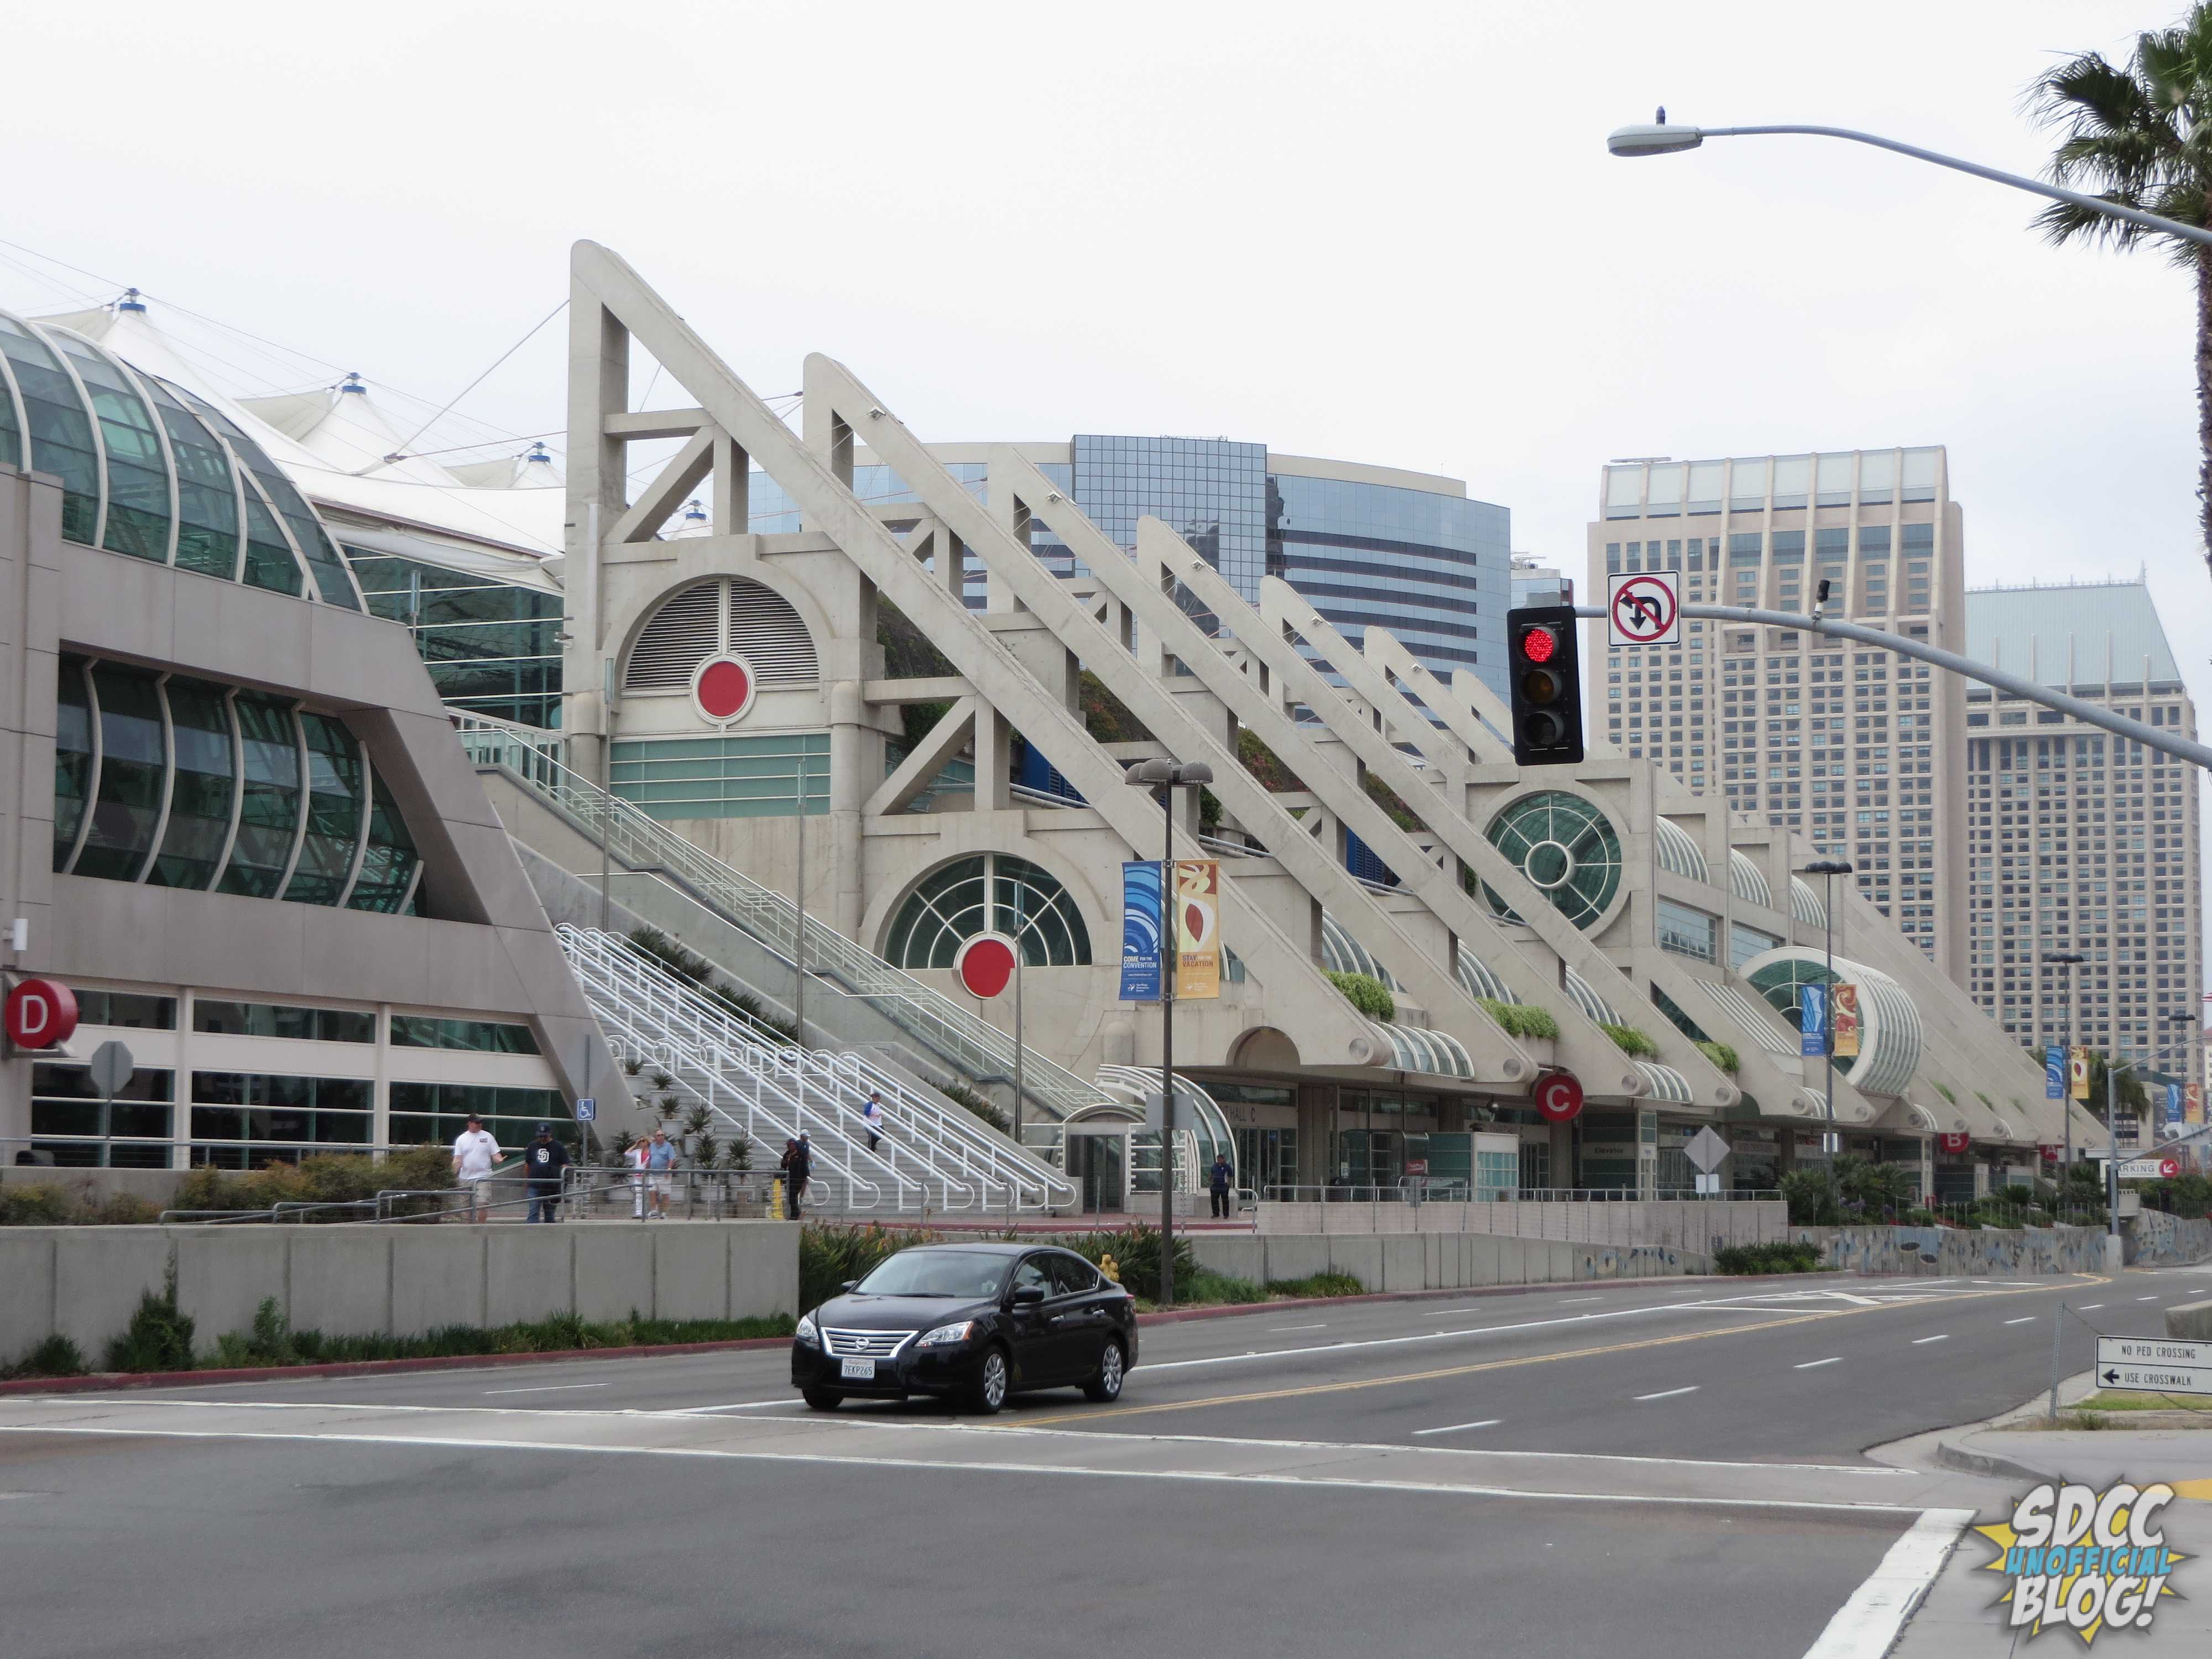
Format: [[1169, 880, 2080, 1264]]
[[1779, 1168, 1842, 1226], [1327, 971, 1396, 1023], [1695, 1041, 1740, 1074], [1, 1333, 88, 1380], [1180, 1269, 1265, 1306], [1713, 1240, 1825, 1275], [171, 1147, 455, 1220], [942, 1082, 1011, 1135], [1237, 727, 1305, 792], [204, 1308, 794, 1368], [0, 1183, 79, 1226], [1267, 1270, 1365, 1298], [1478, 999, 1559, 1041], [105, 1272, 195, 1372], [1599, 1022, 1658, 1058], [1061, 1224, 1196, 1301], [800, 1222, 943, 1312]]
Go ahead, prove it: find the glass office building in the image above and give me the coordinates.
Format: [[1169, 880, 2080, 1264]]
[[742, 436, 1508, 694]]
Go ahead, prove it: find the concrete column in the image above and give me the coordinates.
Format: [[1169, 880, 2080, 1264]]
[[1636, 1108, 1659, 1199], [562, 287, 628, 761], [972, 706, 1014, 812], [827, 679, 866, 937]]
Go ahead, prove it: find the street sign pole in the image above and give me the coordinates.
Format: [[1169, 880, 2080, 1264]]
[[87, 1040, 133, 1156]]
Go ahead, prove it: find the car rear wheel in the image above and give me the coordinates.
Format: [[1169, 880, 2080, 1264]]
[[801, 1388, 842, 1411], [966, 1347, 1009, 1415], [1083, 1338, 1126, 1402]]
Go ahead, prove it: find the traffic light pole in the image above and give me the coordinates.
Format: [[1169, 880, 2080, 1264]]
[[1570, 602, 2212, 773]]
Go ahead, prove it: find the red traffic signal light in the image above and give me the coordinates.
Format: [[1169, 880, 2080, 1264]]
[[1519, 624, 1558, 664], [1506, 605, 1583, 767]]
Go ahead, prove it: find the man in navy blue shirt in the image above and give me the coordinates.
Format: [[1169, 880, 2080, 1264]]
[[525, 1124, 570, 1223]]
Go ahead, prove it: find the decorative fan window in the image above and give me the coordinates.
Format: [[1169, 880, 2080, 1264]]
[[1483, 791, 1621, 930], [624, 577, 817, 692], [884, 854, 1092, 969]]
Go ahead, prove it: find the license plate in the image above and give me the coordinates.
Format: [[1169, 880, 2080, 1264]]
[[839, 1358, 876, 1381]]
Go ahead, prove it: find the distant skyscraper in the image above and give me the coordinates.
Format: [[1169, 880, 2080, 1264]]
[[1587, 448, 1966, 976], [1960, 581, 2202, 1084], [1511, 555, 1571, 608]]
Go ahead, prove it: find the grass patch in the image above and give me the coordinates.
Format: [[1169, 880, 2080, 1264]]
[[0, 1182, 163, 1226], [1599, 1022, 1658, 1058], [2074, 1391, 2212, 1413], [1266, 1271, 1366, 1299], [1712, 1240, 1826, 1275], [1478, 999, 1558, 1041], [206, 1298, 793, 1370], [1326, 970, 1395, 1022]]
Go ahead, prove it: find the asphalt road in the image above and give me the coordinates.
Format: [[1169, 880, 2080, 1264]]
[[1, 1264, 2203, 1658]]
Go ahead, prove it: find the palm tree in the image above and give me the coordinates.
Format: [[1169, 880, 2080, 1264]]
[[2031, 7, 2212, 575]]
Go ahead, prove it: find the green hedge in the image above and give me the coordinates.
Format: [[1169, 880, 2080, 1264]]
[[171, 1147, 459, 1220], [0, 1182, 161, 1226], [799, 1222, 948, 1312], [1600, 1022, 1659, 1058], [205, 1298, 791, 1370], [1695, 1040, 1740, 1074], [1712, 1240, 1825, 1275], [1326, 970, 1396, 1022], [1478, 998, 1559, 1041]]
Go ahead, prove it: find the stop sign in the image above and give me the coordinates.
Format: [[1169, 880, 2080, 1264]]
[[954, 933, 1018, 999], [4, 978, 77, 1050], [1532, 1070, 1583, 1124]]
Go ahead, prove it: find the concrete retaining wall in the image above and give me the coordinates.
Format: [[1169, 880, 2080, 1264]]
[[1186, 1232, 1704, 1291], [1792, 1223, 2109, 1277], [2126, 1210, 2212, 1267], [2167, 1300, 2212, 1342], [0, 1222, 798, 1366], [1255, 1198, 1786, 1251]]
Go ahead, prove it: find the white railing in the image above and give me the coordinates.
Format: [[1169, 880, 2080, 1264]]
[[559, 926, 1076, 1212], [468, 726, 1112, 1124]]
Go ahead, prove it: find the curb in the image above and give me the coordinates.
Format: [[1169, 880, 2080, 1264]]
[[1129, 1270, 1825, 1326], [0, 1334, 795, 1397], [1936, 1439, 2054, 1486]]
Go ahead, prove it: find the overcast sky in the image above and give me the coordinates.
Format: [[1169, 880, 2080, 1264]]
[[5, 0, 2208, 988]]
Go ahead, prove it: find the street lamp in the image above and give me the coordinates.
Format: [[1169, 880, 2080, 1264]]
[[1606, 112, 2212, 250], [2044, 951, 2086, 1178], [1799, 859, 1853, 1160], [1125, 755, 1214, 1307]]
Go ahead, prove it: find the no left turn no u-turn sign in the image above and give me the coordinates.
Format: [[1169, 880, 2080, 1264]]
[[1608, 570, 1680, 647]]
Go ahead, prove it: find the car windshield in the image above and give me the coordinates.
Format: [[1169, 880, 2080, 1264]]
[[853, 1250, 1011, 1299]]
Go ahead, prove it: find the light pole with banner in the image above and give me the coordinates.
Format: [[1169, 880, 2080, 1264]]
[[2046, 951, 2086, 1175], [1124, 756, 1214, 1307], [1799, 860, 1852, 1159]]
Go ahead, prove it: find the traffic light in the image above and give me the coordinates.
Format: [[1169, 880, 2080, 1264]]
[[1507, 605, 1583, 766]]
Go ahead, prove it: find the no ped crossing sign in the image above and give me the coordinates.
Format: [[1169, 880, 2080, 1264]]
[[1607, 569, 1680, 648]]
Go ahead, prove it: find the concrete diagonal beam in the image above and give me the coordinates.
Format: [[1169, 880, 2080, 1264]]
[[565, 242, 1376, 1070], [865, 697, 978, 818], [610, 426, 718, 545], [1178, 549, 1733, 1109]]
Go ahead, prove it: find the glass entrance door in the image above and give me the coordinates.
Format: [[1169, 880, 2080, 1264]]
[[1066, 1128, 1128, 1213]]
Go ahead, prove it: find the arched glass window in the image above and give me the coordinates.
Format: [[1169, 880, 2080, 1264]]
[[49, 332, 170, 563], [0, 314, 100, 542], [220, 694, 304, 897], [1483, 791, 1622, 930], [53, 658, 94, 868], [346, 770, 420, 912], [283, 713, 365, 905], [140, 377, 240, 579], [74, 665, 166, 881], [147, 677, 236, 889], [884, 854, 1092, 968]]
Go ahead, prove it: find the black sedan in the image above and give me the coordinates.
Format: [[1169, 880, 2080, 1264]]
[[791, 1242, 1138, 1414]]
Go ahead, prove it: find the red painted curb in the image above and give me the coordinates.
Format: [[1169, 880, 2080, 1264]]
[[0, 1333, 794, 1396]]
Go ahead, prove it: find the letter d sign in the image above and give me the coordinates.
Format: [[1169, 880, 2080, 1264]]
[[5, 978, 78, 1050]]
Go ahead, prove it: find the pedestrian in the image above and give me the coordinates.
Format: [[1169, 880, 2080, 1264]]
[[644, 1125, 678, 1219], [524, 1123, 570, 1223], [862, 1091, 885, 1155], [779, 1134, 812, 1219], [450, 1114, 502, 1222], [627, 1132, 651, 1219], [1208, 1151, 1233, 1219]]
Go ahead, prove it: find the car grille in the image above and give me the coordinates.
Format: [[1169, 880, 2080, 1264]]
[[822, 1328, 915, 1359]]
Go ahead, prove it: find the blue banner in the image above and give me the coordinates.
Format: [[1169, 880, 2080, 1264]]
[[1119, 860, 1162, 1002], [2046, 1046, 2065, 1101], [2167, 1082, 2183, 1129], [1798, 984, 1827, 1058]]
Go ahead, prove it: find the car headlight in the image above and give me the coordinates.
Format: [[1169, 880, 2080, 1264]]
[[795, 1313, 821, 1346], [916, 1319, 977, 1347]]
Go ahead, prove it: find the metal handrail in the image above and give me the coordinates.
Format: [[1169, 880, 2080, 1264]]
[[564, 927, 1074, 1211], [1259, 1185, 1788, 1204], [458, 727, 1111, 1121]]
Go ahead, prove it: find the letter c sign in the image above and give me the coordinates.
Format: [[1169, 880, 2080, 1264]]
[[4, 978, 78, 1050]]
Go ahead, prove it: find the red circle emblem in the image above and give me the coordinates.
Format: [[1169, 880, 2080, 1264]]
[[2161, 1156, 2180, 1179], [1532, 1070, 1584, 1124], [1938, 1131, 1971, 1155], [954, 933, 1018, 1000], [692, 656, 756, 724], [4, 978, 78, 1050]]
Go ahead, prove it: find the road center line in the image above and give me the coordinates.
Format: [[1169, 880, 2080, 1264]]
[[1635, 1386, 1699, 1401], [2078, 1303, 2104, 1310], [1911, 1335, 1948, 1345], [2004, 1317, 2037, 1326], [1794, 1358, 1841, 1370], [1413, 1419, 1501, 1436], [1269, 1324, 1328, 1332], [481, 1383, 611, 1396]]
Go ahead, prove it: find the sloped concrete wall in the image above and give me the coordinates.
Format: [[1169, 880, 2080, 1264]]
[[1791, 1223, 2108, 1277], [2126, 1210, 2212, 1266], [1186, 1232, 1706, 1291], [1, 1222, 797, 1368], [1257, 1198, 1785, 1250]]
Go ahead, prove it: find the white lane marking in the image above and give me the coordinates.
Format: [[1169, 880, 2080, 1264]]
[[1269, 1323, 1328, 1332], [0, 1423, 1933, 1515], [481, 1383, 611, 1396], [2004, 1317, 2037, 1325], [1910, 1335, 1948, 1345], [3, 1396, 1916, 1475], [1557, 1297, 1602, 1305], [1412, 1419, 1501, 1437], [1799, 1507, 1974, 1658], [650, 1401, 802, 1415], [2137, 1296, 2159, 1302], [2078, 1303, 2104, 1310], [1794, 1358, 1841, 1370], [1634, 1386, 1699, 1402], [1142, 1297, 1785, 1373]]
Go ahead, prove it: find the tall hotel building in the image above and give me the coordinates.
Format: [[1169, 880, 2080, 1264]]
[[1587, 448, 1968, 978], [1960, 582, 2203, 1084]]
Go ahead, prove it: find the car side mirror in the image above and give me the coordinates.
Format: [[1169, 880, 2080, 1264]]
[[839, 1280, 858, 1292], [1010, 1285, 1046, 1308]]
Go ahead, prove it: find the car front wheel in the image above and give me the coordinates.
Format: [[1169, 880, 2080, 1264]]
[[966, 1347, 1009, 1415], [1083, 1338, 1126, 1403], [802, 1388, 842, 1411]]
